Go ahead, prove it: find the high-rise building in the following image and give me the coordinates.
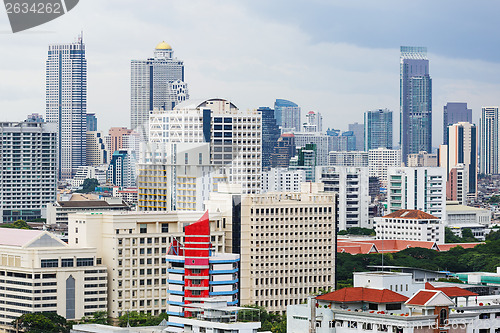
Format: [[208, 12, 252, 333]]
[[46, 35, 87, 179], [331, 131, 357, 151], [261, 168, 305, 193], [364, 109, 393, 150], [0, 122, 57, 222], [290, 143, 317, 182], [479, 107, 500, 175], [86, 131, 108, 166], [107, 127, 139, 154], [303, 111, 323, 132], [86, 113, 97, 131], [328, 151, 369, 167], [270, 134, 296, 168], [293, 132, 333, 166], [274, 99, 300, 132], [348, 122, 364, 151], [131, 41, 189, 139], [317, 166, 370, 230], [443, 103, 472, 145], [368, 148, 402, 188], [259, 107, 280, 170], [386, 167, 446, 219], [400, 46, 432, 163], [439, 122, 478, 202], [107, 150, 137, 188]]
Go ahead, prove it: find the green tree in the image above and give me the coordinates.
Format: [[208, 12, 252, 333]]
[[0, 219, 32, 229], [80, 311, 109, 325], [117, 311, 168, 327], [238, 305, 286, 332], [12, 312, 70, 333], [77, 178, 99, 193], [488, 195, 500, 204]]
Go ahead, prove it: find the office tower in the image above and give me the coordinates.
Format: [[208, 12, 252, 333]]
[[364, 109, 393, 150], [46, 35, 87, 179], [368, 148, 402, 188], [303, 111, 323, 132], [328, 151, 368, 167], [326, 128, 341, 137], [400, 46, 432, 163], [0, 122, 57, 222], [261, 168, 305, 193], [293, 132, 333, 165], [270, 134, 296, 168], [131, 41, 188, 139], [387, 167, 446, 219], [86, 113, 97, 131], [317, 166, 370, 230], [86, 131, 108, 166], [439, 122, 478, 202], [443, 103, 472, 145], [205, 184, 336, 313], [259, 106, 280, 170], [331, 131, 357, 151], [148, 98, 261, 194], [290, 143, 317, 181], [0, 229, 107, 330], [479, 107, 500, 175], [68, 211, 227, 319], [407, 151, 438, 167], [107, 127, 139, 154], [274, 99, 300, 132], [107, 150, 137, 188], [348, 122, 364, 151], [137, 142, 225, 211], [26, 113, 44, 123]]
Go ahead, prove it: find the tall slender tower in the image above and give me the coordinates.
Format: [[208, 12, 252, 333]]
[[131, 41, 188, 140], [364, 109, 393, 150], [400, 46, 432, 164], [46, 34, 87, 180], [479, 107, 500, 175]]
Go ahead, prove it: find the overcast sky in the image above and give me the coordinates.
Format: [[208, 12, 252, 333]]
[[1, 0, 500, 148]]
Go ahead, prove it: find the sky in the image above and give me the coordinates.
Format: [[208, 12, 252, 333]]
[[1, 0, 500, 148]]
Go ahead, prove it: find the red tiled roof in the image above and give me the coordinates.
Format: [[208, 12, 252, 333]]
[[425, 282, 478, 297], [406, 290, 439, 305], [437, 243, 484, 251], [383, 209, 439, 220], [316, 287, 408, 303], [337, 239, 437, 254], [337, 241, 378, 254]]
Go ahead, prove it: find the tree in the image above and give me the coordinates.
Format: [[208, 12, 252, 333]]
[[238, 305, 286, 332], [80, 311, 109, 325], [117, 311, 168, 327], [488, 195, 500, 204], [12, 312, 70, 333], [0, 219, 32, 230], [338, 227, 375, 236], [77, 178, 99, 193]]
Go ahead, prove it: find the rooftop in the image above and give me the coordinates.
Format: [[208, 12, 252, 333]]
[[384, 209, 439, 220], [57, 200, 128, 208], [316, 287, 408, 304], [0, 228, 44, 247], [424, 282, 478, 298]]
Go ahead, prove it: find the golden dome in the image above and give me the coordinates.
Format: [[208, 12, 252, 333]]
[[155, 41, 172, 50]]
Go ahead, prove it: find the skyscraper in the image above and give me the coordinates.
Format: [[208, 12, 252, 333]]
[[274, 99, 300, 132], [259, 106, 280, 170], [479, 107, 500, 175], [46, 35, 87, 179], [443, 103, 472, 145], [364, 109, 393, 150], [86, 113, 97, 131], [303, 111, 323, 132], [131, 41, 189, 139], [348, 122, 364, 151], [400, 46, 432, 163]]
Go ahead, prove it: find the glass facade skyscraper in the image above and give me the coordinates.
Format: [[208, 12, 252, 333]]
[[274, 99, 300, 132], [443, 102, 472, 145], [400, 46, 432, 163], [479, 107, 500, 175], [259, 107, 281, 170], [364, 109, 393, 150]]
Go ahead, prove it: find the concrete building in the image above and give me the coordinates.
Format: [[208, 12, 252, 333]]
[[0, 229, 107, 331], [70, 165, 106, 188], [328, 151, 369, 167], [137, 142, 226, 212], [274, 99, 300, 132], [0, 122, 57, 222], [479, 106, 500, 175], [270, 134, 295, 168], [289, 143, 317, 182], [386, 167, 447, 219], [260, 107, 281, 170], [406, 151, 438, 167], [303, 111, 323, 132], [107, 127, 139, 154], [131, 41, 188, 140], [374, 209, 445, 244], [293, 132, 333, 166], [348, 122, 364, 151], [261, 168, 305, 193], [368, 148, 402, 188], [445, 201, 491, 241], [86, 131, 108, 167], [443, 102, 472, 145], [364, 108, 393, 150], [46, 35, 87, 179], [86, 113, 97, 132], [67, 211, 227, 319], [107, 150, 137, 188], [205, 183, 337, 313], [317, 166, 370, 230]]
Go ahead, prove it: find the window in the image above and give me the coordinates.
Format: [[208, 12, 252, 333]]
[[440, 308, 448, 326], [191, 269, 201, 274], [161, 224, 168, 233], [368, 303, 378, 310], [386, 303, 402, 311], [77, 258, 94, 267], [140, 224, 147, 234], [61, 259, 74, 267], [41, 259, 58, 268], [191, 290, 201, 296]]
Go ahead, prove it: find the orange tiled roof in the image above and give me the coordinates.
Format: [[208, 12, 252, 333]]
[[425, 282, 478, 297], [337, 239, 437, 254], [406, 290, 439, 305], [383, 209, 439, 220], [316, 287, 408, 303], [437, 243, 484, 251]]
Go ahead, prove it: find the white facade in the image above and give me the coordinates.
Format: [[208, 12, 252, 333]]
[[302, 111, 323, 132], [386, 167, 447, 219], [0, 229, 107, 331], [86, 131, 108, 167], [407, 151, 438, 167], [293, 132, 333, 166], [0, 122, 57, 222], [328, 151, 369, 167], [261, 168, 305, 193], [46, 36, 87, 179], [353, 272, 424, 298], [46, 198, 131, 225], [317, 166, 370, 230], [368, 148, 402, 187]]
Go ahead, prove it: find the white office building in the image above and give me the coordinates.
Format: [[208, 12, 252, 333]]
[[0, 122, 57, 222], [328, 151, 369, 167], [46, 35, 87, 179], [86, 131, 108, 167], [368, 148, 402, 188], [302, 111, 323, 132], [317, 166, 370, 230], [261, 168, 305, 193], [386, 167, 447, 219], [293, 132, 333, 166]]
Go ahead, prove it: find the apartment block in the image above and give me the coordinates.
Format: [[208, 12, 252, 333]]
[[368, 148, 401, 188], [261, 168, 305, 193]]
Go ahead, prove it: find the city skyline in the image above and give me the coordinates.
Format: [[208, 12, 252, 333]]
[[1, 1, 500, 148]]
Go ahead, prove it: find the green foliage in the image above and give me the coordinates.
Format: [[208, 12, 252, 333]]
[[117, 311, 168, 327], [80, 311, 110, 325], [487, 229, 500, 241], [488, 195, 500, 204], [445, 227, 478, 243], [27, 218, 47, 223], [339, 227, 375, 236], [77, 178, 99, 193], [437, 277, 464, 284], [12, 312, 70, 333], [0, 219, 32, 230], [238, 305, 286, 332]]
